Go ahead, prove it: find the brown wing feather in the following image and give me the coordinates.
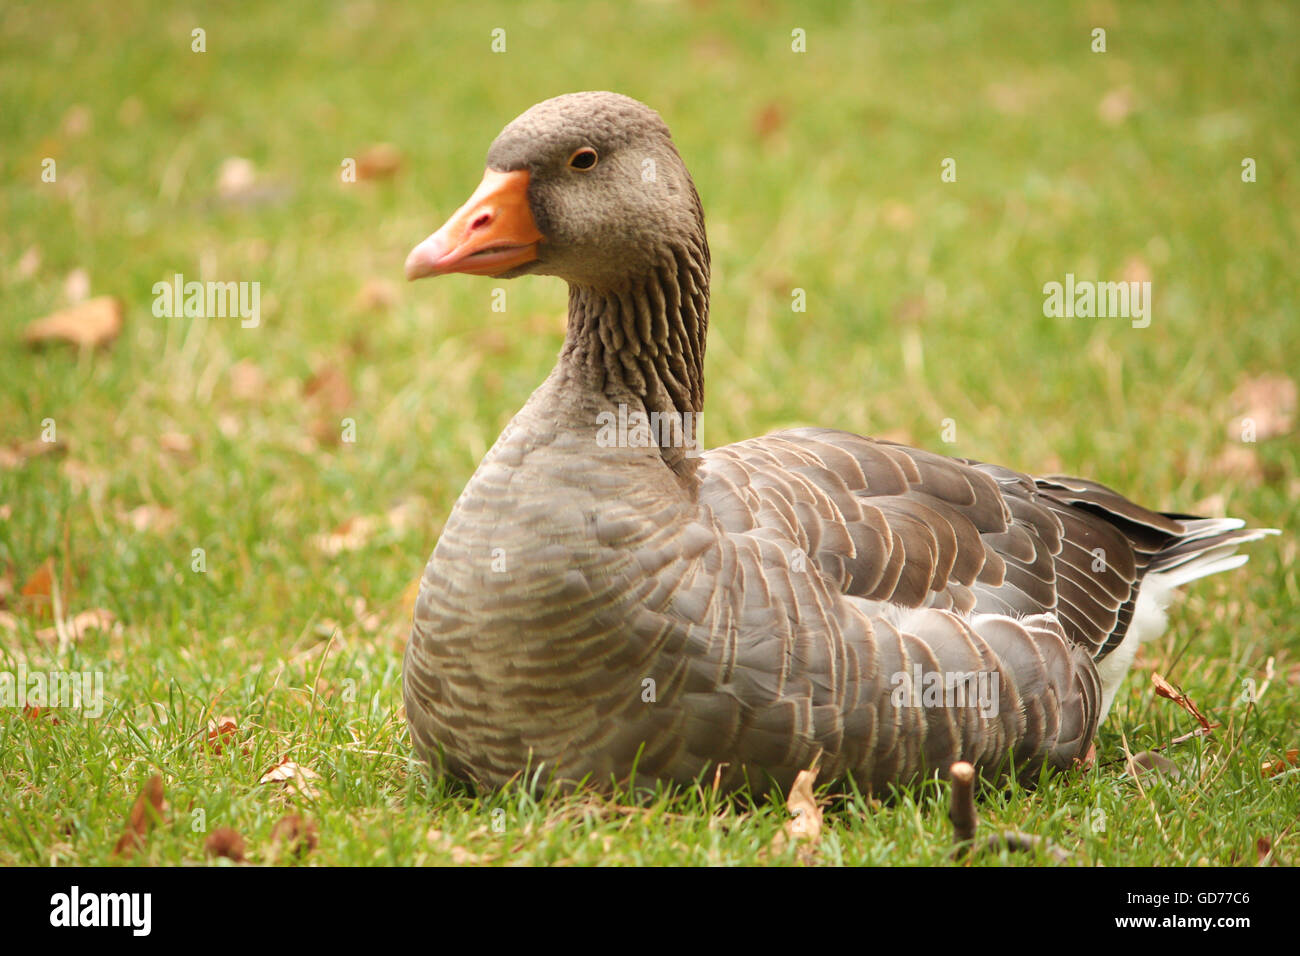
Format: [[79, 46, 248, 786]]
[[699, 426, 1182, 662]]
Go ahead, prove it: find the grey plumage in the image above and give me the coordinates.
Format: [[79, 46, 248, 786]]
[[402, 92, 1276, 796]]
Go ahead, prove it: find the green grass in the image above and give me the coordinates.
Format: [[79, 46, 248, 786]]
[[1, 0, 1297, 865]]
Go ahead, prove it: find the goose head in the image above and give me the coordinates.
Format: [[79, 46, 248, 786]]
[[405, 91, 706, 291]]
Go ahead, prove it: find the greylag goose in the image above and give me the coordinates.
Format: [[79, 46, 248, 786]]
[[401, 91, 1275, 795]]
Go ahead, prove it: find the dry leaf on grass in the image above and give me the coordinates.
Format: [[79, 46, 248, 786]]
[[259, 757, 321, 798], [217, 156, 257, 200], [1261, 749, 1299, 778], [269, 814, 319, 859], [204, 827, 246, 862], [1209, 444, 1272, 485], [62, 105, 91, 137], [113, 774, 166, 858], [1151, 673, 1216, 733], [158, 432, 194, 457], [33, 607, 116, 644], [63, 268, 91, 304], [24, 296, 122, 349], [16, 246, 41, 279], [426, 828, 489, 865], [312, 515, 381, 556], [355, 143, 403, 180], [23, 704, 59, 722], [1256, 837, 1280, 866], [753, 102, 785, 140], [303, 363, 354, 414], [203, 715, 244, 755], [1098, 86, 1134, 124], [304, 363, 355, 446], [20, 558, 55, 598], [0, 439, 68, 470], [123, 504, 177, 533], [354, 277, 398, 312], [768, 762, 823, 861], [228, 360, 266, 400], [880, 201, 914, 231], [1121, 255, 1153, 286], [986, 82, 1029, 114], [1228, 373, 1297, 441], [18, 557, 59, 619]]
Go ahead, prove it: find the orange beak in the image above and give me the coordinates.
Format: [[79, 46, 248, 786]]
[[405, 168, 543, 279]]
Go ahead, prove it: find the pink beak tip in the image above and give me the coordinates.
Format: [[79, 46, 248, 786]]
[[404, 234, 448, 281]]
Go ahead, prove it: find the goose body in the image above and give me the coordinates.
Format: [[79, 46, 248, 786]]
[[402, 92, 1275, 794]]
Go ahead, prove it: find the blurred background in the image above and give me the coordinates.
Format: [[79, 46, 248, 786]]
[[0, 0, 1295, 862]]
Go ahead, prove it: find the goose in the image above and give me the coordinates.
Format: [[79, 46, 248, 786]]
[[401, 91, 1276, 796]]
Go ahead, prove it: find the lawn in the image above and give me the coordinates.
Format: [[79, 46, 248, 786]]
[[1, 0, 1296, 866]]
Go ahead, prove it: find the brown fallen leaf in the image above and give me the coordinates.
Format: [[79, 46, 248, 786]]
[[1098, 86, 1134, 125], [16, 246, 41, 279], [19, 558, 57, 619], [217, 156, 258, 200], [768, 760, 823, 862], [354, 277, 398, 312], [1228, 373, 1297, 442], [228, 359, 266, 400], [1262, 749, 1299, 778], [312, 514, 381, 556], [158, 432, 194, 457], [986, 82, 1029, 115], [0, 438, 68, 471], [881, 201, 914, 231], [303, 363, 354, 415], [33, 607, 116, 643], [753, 102, 785, 140], [259, 757, 321, 798], [1121, 255, 1152, 286], [113, 774, 166, 858], [62, 105, 91, 137], [1151, 672, 1215, 733], [63, 268, 91, 304], [355, 143, 403, 180], [24, 296, 123, 349], [1256, 836, 1279, 866], [123, 504, 177, 533], [20, 558, 54, 598], [1209, 443, 1273, 485], [269, 814, 320, 859], [203, 715, 242, 755], [204, 827, 246, 862], [60, 459, 105, 494]]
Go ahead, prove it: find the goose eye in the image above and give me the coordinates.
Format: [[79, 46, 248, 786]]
[[568, 147, 598, 170]]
